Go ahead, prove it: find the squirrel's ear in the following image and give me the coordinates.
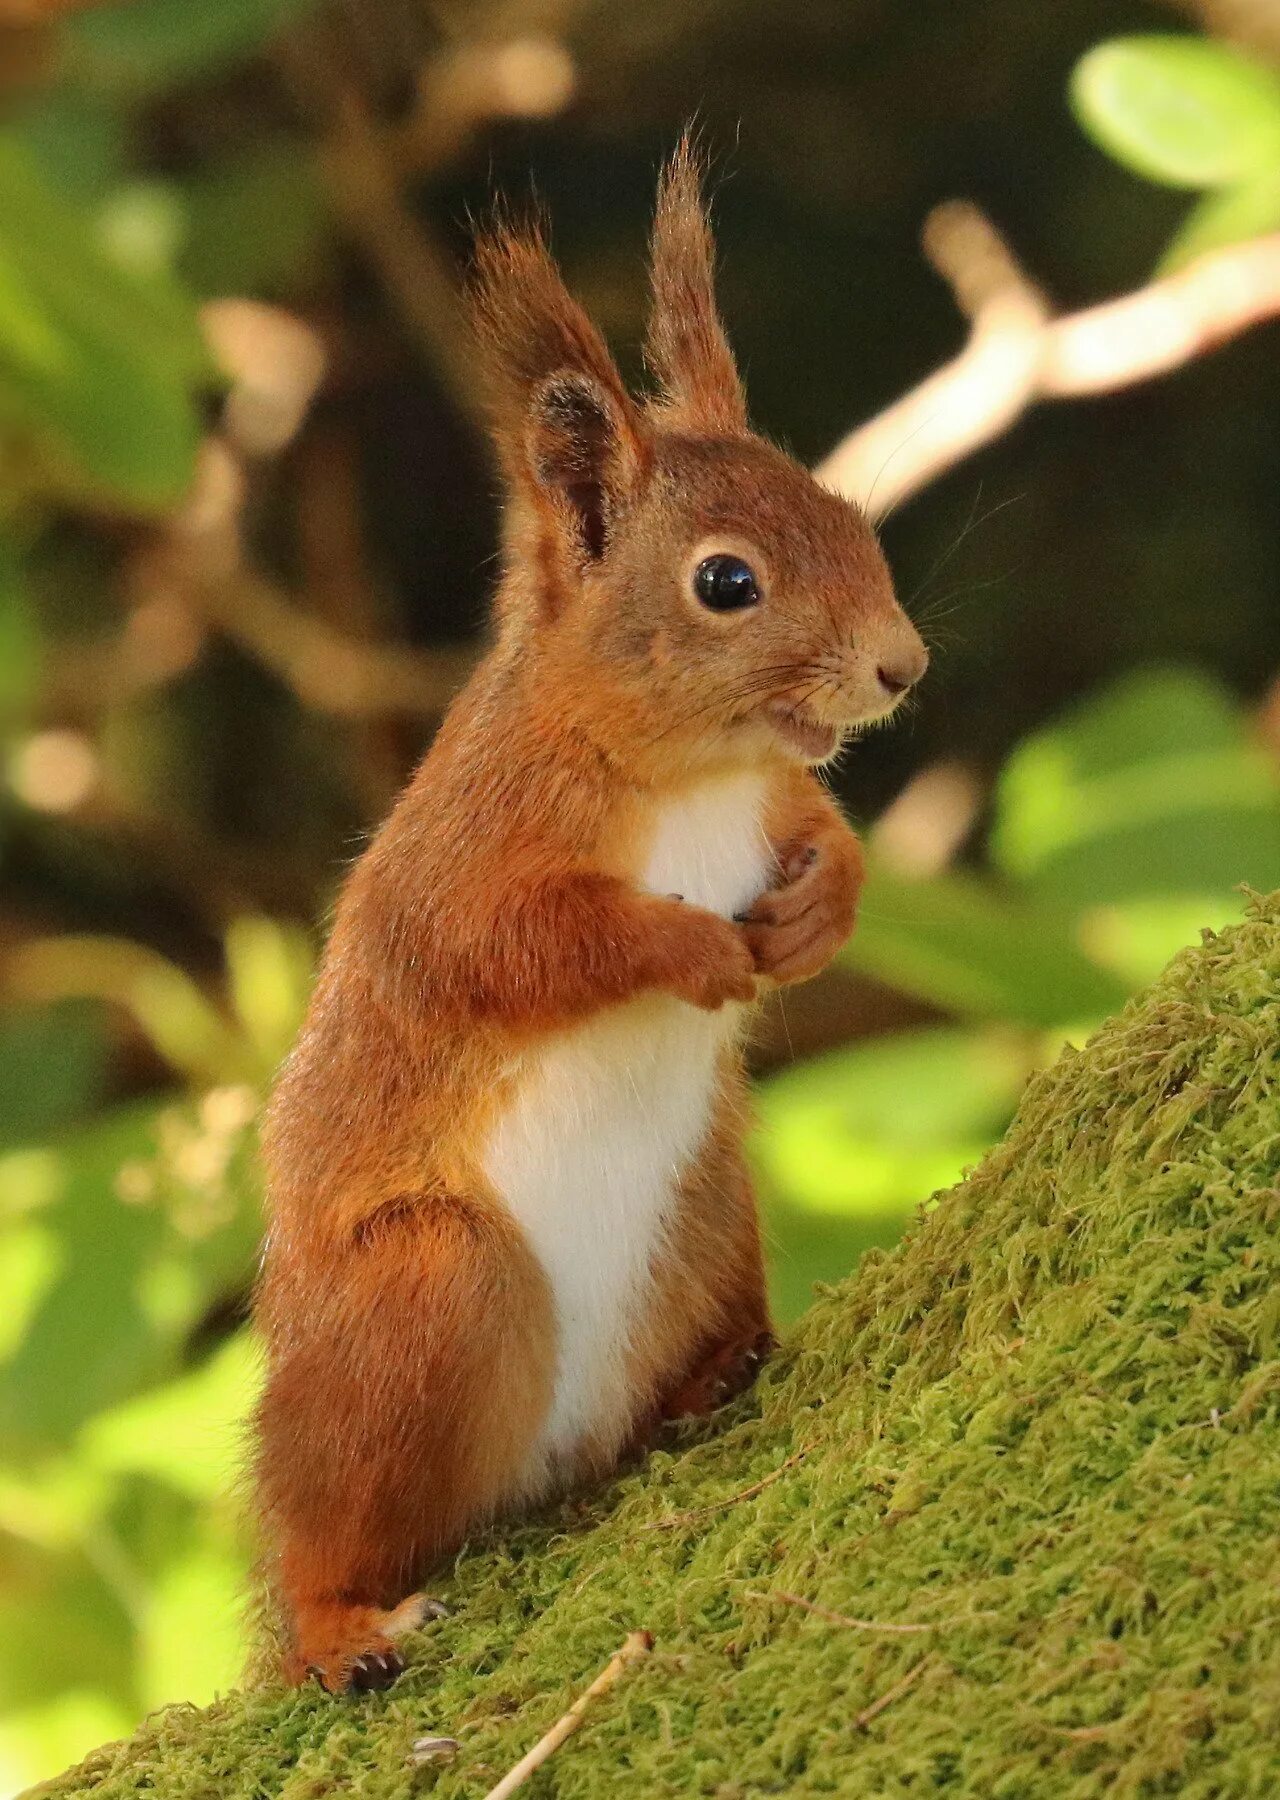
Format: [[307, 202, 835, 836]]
[[527, 370, 642, 563], [470, 220, 649, 569], [644, 136, 747, 435]]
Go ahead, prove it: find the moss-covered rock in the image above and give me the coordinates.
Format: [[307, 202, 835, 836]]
[[36, 896, 1280, 1799]]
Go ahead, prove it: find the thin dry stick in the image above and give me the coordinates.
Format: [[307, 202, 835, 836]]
[[644, 1448, 808, 1531], [818, 210, 1280, 520], [480, 1630, 654, 1800], [852, 1655, 934, 1730], [753, 1588, 934, 1633]]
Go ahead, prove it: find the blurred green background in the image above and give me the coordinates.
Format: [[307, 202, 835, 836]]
[[1, 0, 1278, 1789]]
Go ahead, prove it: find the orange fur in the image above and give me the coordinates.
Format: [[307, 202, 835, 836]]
[[254, 137, 926, 1693]]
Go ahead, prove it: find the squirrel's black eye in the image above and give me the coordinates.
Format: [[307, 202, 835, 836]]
[[692, 553, 760, 612]]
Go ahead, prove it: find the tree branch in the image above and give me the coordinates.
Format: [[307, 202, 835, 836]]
[[195, 564, 475, 719], [42, 214, 1280, 738], [817, 208, 1280, 520]]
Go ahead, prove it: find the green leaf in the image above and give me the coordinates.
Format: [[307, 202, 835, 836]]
[[0, 143, 202, 373], [0, 137, 208, 510], [0, 538, 40, 731], [65, 0, 323, 97], [991, 666, 1280, 907], [755, 1026, 1026, 1215], [0, 1002, 106, 1146], [754, 1027, 1028, 1321], [1071, 35, 1280, 190], [82, 1333, 258, 1505], [180, 143, 329, 301], [0, 1099, 261, 1454], [135, 1529, 249, 1710], [842, 865, 1130, 1028], [0, 1111, 166, 1451], [1077, 892, 1250, 989], [0, 1468, 135, 1722], [8, 91, 127, 207], [223, 916, 313, 1075], [1160, 169, 1280, 270], [0, 1216, 61, 1362], [0, 1680, 133, 1791]]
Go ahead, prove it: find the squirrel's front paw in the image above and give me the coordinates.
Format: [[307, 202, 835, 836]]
[[661, 905, 758, 1010], [740, 838, 860, 988]]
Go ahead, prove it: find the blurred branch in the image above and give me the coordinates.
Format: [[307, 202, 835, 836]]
[[817, 204, 1049, 521], [393, 36, 575, 173], [24, 290, 473, 937], [818, 207, 1280, 520], [1040, 234, 1280, 392], [192, 559, 475, 718], [1166, 0, 1280, 61], [869, 760, 984, 879], [42, 298, 475, 736], [295, 426, 411, 813], [126, 432, 475, 721], [202, 300, 328, 457], [277, 20, 575, 432], [181, 305, 475, 718], [39, 604, 207, 721], [318, 83, 490, 429]]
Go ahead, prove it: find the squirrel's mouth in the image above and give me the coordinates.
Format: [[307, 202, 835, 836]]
[[765, 702, 843, 764]]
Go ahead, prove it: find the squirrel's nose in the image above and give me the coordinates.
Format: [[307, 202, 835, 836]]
[[876, 638, 929, 698]]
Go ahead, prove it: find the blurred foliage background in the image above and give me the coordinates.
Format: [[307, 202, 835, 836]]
[[0, 0, 1277, 1789]]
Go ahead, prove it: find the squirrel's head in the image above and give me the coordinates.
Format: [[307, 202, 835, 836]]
[[470, 139, 926, 777]]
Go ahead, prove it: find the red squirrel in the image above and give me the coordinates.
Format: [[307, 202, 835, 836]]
[[254, 142, 927, 1693]]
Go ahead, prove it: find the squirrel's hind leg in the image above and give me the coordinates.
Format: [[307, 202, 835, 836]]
[[254, 1190, 554, 1693]]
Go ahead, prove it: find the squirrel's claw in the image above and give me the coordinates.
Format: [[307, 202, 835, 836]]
[[348, 1649, 403, 1692]]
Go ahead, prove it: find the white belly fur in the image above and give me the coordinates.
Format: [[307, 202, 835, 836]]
[[483, 769, 772, 1486]]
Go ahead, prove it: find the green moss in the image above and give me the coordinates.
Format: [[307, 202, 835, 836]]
[[36, 896, 1280, 1798]]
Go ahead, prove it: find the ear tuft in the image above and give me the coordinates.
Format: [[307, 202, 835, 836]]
[[645, 134, 747, 435], [469, 217, 637, 463], [468, 216, 648, 579]]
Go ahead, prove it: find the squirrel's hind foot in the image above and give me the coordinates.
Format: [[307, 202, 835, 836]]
[[661, 1328, 777, 1420], [286, 1591, 443, 1694]]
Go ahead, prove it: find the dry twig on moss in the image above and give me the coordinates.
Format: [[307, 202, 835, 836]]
[[480, 1631, 654, 1800], [750, 1589, 935, 1633], [852, 1655, 936, 1730], [644, 1448, 808, 1531]]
